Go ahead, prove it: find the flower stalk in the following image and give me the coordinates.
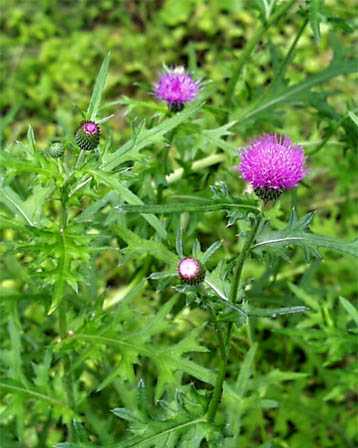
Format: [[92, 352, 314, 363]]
[[57, 186, 76, 439]]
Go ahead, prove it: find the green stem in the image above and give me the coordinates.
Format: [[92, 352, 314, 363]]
[[277, 17, 309, 79], [308, 114, 348, 156], [58, 303, 76, 409], [206, 215, 262, 422], [57, 188, 76, 439], [225, 0, 296, 107], [229, 217, 262, 306], [157, 147, 169, 203]]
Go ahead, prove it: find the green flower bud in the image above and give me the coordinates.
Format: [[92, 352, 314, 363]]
[[48, 142, 64, 158]]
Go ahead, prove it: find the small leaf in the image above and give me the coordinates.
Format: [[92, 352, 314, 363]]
[[339, 296, 358, 326], [27, 125, 36, 152], [309, 0, 323, 43], [235, 343, 258, 397], [0, 185, 35, 226], [202, 240, 222, 264], [348, 110, 358, 128]]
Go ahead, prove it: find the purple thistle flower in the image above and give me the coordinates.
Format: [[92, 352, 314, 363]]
[[154, 66, 200, 111], [238, 134, 306, 201], [177, 257, 205, 285]]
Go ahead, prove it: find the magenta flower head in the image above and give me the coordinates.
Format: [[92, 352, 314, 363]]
[[177, 257, 205, 285], [75, 120, 101, 151], [154, 66, 200, 112], [238, 134, 306, 202]]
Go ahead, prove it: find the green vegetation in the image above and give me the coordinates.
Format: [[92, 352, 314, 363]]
[[0, 1, 357, 447]]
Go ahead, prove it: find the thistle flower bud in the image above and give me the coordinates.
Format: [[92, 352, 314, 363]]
[[177, 257, 205, 285], [48, 142, 64, 158], [75, 121, 101, 151], [237, 134, 306, 202], [154, 66, 200, 112]]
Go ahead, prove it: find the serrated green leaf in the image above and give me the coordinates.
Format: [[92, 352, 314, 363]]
[[0, 185, 35, 226], [115, 223, 177, 267], [101, 99, 205, 171], [83, 170, 168, 239], [111, 417, 206, 448], [235, 343, 257, 397], [254, 211, 358, 258], [48, 232, 70, 315], [116, 199, 258, 215], [0, 379, 68, 408], [114, 183, 167, 240]]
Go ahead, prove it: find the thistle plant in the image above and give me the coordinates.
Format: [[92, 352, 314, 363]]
[[1, 2, 357, 448]]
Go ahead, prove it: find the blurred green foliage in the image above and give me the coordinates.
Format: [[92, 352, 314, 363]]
[[0, 0, 357, 447]]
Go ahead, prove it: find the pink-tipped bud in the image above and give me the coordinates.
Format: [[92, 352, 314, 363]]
[[177, 257, 205, 285], [75, 120, 101, 151]]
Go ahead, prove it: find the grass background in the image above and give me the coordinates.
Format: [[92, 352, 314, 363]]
[[1, 0, 357, 446]]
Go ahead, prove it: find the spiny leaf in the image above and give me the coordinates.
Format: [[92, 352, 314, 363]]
[[48, 232, 70, 315], [0, 379, 68, 408], [254, 210, 358, 258], [87, 52, 111, 121], [101, 99, 205, 171], [235, 343, 258, 397], [116, 199, 259, 215], [115, 223, 178, 267], [0, 185, 35, 226], [82, 170, 168, 239], [111, 417, 206, 448]]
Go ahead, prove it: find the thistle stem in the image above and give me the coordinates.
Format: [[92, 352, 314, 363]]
[[206, 215, 262, 422], [57, 187, 76, 439]]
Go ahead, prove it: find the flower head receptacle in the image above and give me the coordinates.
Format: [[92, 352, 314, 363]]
[[75, 121, 101, 151]]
